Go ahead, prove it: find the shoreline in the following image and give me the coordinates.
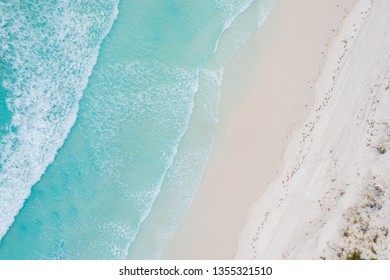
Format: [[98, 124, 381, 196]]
[[163, 0, 359, 259], [237, 0, 390, 259]]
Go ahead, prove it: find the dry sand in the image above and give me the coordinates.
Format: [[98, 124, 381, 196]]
[[236, 0, 390, 260], [163, 0, 389, 259]]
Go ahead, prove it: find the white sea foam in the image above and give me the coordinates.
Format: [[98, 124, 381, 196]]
[[126, 0, 278, 259], [213, 0, 256, 54], [78, 61, 200, 258], [211, 0, 277, 69], [256, 0, 277, 27], [0, 0, 119, 240], [127, 68, 222, 259]]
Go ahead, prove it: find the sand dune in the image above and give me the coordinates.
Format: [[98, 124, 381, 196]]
[[164, 0, 389, 260]]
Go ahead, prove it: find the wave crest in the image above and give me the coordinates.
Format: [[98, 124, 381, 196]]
[[0, 0, 120, 240]]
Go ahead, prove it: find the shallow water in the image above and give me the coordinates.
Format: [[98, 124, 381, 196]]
[[0, 0, 276, 259]]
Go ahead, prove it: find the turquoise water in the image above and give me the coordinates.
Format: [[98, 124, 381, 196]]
[[0, 0, 276, 259]]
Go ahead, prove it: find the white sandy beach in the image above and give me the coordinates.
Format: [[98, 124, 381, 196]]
[[163, 0, 389, 260]]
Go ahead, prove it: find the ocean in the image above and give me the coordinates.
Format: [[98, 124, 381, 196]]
[[0, 0, 276, 259]]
